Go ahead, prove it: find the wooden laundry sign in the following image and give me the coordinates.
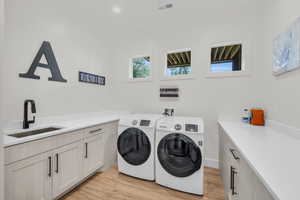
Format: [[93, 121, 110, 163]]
[[79, 71, 105, 86]]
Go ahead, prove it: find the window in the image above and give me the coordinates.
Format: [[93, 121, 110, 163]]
[[130, 56, 151, 80], [165, 50, 192, 77], [210, 44, 242, 72], [211, 62, 234, 72]]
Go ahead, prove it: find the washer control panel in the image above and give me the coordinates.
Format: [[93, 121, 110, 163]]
[[157, 117, 204, 134], [131, 119, 152, 127], [185, 124, 198, 132]]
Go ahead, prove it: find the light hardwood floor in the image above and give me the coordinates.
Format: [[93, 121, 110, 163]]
[[61, 167, 225, 200]]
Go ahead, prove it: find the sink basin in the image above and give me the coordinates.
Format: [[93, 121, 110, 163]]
[[8, 127, 62, 138]]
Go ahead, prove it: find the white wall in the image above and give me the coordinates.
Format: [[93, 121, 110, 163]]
[[111, 0, 266, 165], [2, 0, 296, 174], [1, 0, 116, 126], [262, 0, 300, 128], [0, 0, 4, 197]]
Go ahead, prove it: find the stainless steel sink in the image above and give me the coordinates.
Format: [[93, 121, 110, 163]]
[[8, 127, 62, 138]]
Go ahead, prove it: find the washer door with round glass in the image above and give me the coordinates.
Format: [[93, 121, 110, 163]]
[[157, 133, 202, 177], [118, 128, 151, 166]]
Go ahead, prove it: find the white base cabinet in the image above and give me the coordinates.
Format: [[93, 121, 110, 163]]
[[253, 175, 274, 200], [4, 121, 118, 200], [5, 152, 52, 200], [52, 142, 83, 198], [83, 134, 104, 177], [237, 157, 256, 200], [219, 125, 274, 200]]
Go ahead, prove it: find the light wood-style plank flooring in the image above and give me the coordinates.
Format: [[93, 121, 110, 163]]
[[61, 167, 225, 200]]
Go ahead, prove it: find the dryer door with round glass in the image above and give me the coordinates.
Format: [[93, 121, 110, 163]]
[[157, 133, 202, 177], [118, 128, 151, 166]]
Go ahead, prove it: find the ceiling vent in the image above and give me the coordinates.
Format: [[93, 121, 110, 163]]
[[158, 0, 173, 10]]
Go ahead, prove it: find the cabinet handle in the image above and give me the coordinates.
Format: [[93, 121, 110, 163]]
[[231, 166, 238, 196], [230, 148, 240, 160], [55, 153, 59, 173], [230, 166, 234, 191], [85, 143, 88, 158], [48, 156, 52, 177], [89, 128, 103, 134]]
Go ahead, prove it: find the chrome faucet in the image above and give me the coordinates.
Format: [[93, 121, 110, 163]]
[[23, 100, 36, 129]]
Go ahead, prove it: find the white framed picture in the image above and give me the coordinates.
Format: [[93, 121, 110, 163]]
[[273, 17, 300, 76]]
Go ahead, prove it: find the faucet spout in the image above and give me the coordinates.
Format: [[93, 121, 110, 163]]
[[30, 100, 36, 113], [23, 99, 36, 129]]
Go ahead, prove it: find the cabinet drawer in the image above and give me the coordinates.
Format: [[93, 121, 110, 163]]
[[55, 129, 85, 148], [5, 130, 85, 165], [5, 136, 57, 165], [85, 124, 105, 138], [224, 134, 240, 161], [103, 121, 118, 131]]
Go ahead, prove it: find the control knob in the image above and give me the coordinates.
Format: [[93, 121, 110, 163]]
[[174, 124, 182, 131]]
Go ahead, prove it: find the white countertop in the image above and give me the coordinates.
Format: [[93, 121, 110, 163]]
[[3, 114, 121, 147], [219, 120, 300, 200]]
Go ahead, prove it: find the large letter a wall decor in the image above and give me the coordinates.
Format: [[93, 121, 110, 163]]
[[19, 41, 67, 82]]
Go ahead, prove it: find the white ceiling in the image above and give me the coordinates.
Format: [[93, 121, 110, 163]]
[[5, 0, 268, 45], [96, 0, 268, 41]]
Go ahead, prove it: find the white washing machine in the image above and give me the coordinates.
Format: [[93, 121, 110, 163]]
[[117, 114, 162, 181], [155, 116, 204, 195]]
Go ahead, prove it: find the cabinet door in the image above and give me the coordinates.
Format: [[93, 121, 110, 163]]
[[219, 126, 225, 179], [0, 132, 3, 200], [228, 159, 239, 200], [223, 133, 241, 200], [223, 156, 231, 200], [83, 134, 104, 176], [237, 157, 255, 200], [5, 152, 52, 200], [102, 122, 118, 170], [219, 126, 231, 193], [52, 142, 83, 198], [222, 138, 233, 198], [253, 175, 274, 200]]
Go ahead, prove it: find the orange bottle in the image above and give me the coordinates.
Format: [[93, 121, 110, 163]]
[[250, 109, 265, 126]]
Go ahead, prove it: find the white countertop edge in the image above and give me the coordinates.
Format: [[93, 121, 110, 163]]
[[1, 110, 130, 131], [3, 117, 120, 148], [218, 120, 290, 200]]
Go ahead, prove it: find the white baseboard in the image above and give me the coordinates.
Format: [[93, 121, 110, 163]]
[[204, 158, 219, 169]]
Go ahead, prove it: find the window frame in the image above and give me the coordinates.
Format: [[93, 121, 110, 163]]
[[206, 41, 250, 78], [161, 48, 194, 81], [129, 55, 152, 82]]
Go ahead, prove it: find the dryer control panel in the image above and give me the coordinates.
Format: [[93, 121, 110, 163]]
[[140, 120, 151, 127]]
